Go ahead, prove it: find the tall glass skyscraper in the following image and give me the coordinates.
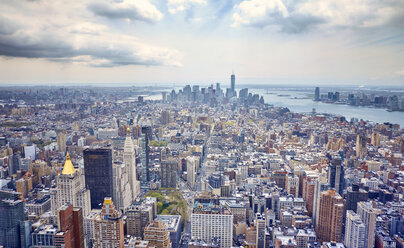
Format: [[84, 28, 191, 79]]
[[231, 73, 235, 96], [0, 190, 30, 248], [314, 87, 320, 101], [141, 127, 150, 187], [84, 148, 113, 209]]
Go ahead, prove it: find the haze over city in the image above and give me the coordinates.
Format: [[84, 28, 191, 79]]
[[0, 1, 404, 248], [0, 0, 404, 85]]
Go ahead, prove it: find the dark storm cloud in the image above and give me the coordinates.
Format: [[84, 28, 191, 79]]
[[0, 0, 181, 67], [87, 1, 163, 23], [278, 15, 325, 34]]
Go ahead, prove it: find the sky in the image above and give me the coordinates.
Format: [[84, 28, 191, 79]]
[[0, 0, 403, 86]]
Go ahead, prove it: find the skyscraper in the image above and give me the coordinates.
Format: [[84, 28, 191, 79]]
[[126, 205, 154, 238], [0, 190, 29, 248], [344, 210, 365, 248], [230, 73, 236, 97], [256, 214, 266, 248], [56, 204, 85, 248], [124, 127, 140, 201], [186, 156, 198, 190], [314, 87, 320, 101], [160, 111, 171, 125], [357, 201, 377, 248], [328, 157, 344, 195], [316, 189, 345, 243], [53, 153, 91, 217], [84, 148, 114, 209], [112, 161, 132, 212], [356, 134, 367, 159], [57, 129, 66, 153], [144, 220, 171, 248], [93, 198, 124, 248], [161, 159, 177, 188], [141, 127, 150, 187], [345, 184, 368, 212], [191, 200, 233, 248], [371, 131, 380, 147]]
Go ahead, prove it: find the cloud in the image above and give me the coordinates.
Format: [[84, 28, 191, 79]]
[[168, 0, 206, 14], [396, 69, 404, 76], [88, 0, 163, 23], [232, 0, 404, 33], [0, 0, 181, 67]]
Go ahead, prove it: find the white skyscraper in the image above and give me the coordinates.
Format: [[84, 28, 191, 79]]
[[344, 210, 365, 248], [52, 153, 91, 217], [191, 201, 233, 248], [256, 214, 266, 248], [113, 161, 133, 212], [357, 201, 378, 248], [186, 156, 199, 190], [124, 127, 140, 201]]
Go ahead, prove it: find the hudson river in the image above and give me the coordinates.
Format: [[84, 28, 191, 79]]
[[252, 88, 404, 127]]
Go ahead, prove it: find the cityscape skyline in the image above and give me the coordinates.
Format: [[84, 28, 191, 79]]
[[0, 75, 403, 248], [0, 0, 403, 247]]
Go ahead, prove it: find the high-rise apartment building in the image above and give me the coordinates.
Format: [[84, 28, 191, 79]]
[[357, 201, 377, 248], [255, 214, 266, 248], [245, 226, 257, 247], [57, 129, 66, 153], [272, 170, 287, 189], [52, 153, 91, 216], [191, 200, 233, 248], [93, 198, 124, 248], [126, 198, 157, 238], [328, 157, 344, 195], [239, 88, 248, 99], [371, 131, 380, 147], [56, 204, 85, 248], [356, 134, 367, 159], [345, 184, 368, 212], [316, 189, 345, 243], [160, 111, 171, 125], [344, 210, 365, 248], [302, 172, 318, 217], [84, 148, 113, 209], [286, 173, 299, 197], [124, 127, 140, 201], [312, 177, 330, 228], [144, 220, 171, 248], [161, 159, 177, 188], [155, 215, 182, 248]]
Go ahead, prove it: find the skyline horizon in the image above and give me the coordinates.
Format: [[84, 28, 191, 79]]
[[1, 79, 404, 88]]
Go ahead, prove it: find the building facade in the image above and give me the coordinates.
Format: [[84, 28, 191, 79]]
[[84, 148, 113, 209], [93, 198, 124, 248], [316, 189, 345, 243]]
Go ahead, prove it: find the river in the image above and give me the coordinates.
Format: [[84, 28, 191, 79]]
[[251, 88, 404, 127]]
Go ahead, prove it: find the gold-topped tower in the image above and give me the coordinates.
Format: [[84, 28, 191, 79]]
[[62, 152, 76, 175]]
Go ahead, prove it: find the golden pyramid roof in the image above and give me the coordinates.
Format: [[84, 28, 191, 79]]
[[62, 152, 76, 175]]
